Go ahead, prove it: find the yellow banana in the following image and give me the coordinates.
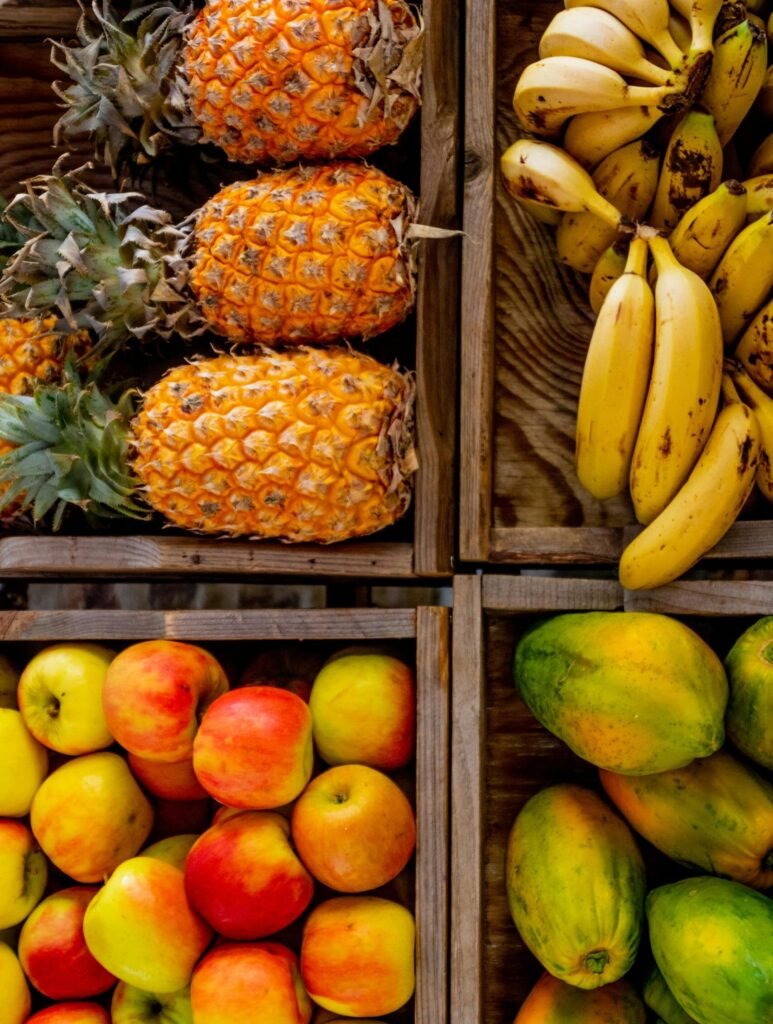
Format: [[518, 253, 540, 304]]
[[651, 110, 724, 231], [565, 0, 686, 67], [727, 361, 773, 501], [589, 240, 628, 314], [513, 57, 684, 137], [749, 132, 773, 176], [540, 8, 675, 85], [701, 18, 769, 146], [668, 12, 693, 52], [500, 140, 631, 227], [669, 0, 724, 53], [668, 179, 748, 278], [630, 234, 723, 524], [515, 197, 562, 227], [563, 106, 664, 170], [735, 296, 773, 393], [756, 65, 773, 118], [744, 175, 773, 220], [620, 402, 761, 590], [576, 238, 655, 499], [710, 211, 773, 344], [556, 140, 661, 273]]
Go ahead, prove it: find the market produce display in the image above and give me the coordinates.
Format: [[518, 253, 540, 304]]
[[509, 609, 773, 1024], [502, 0, 773, 588], [0, 639, 419, 1022]]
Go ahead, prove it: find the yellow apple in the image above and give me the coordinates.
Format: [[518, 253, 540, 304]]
[[0, 941, 30, 1024], [112, 982, 193, 1024], [19, 644, 115, 755], [0, 656, 19, 710], [0, 820, 47, 928], [141, 835, 199, 872], [0, 709, 48, 816], [31, 752, 153, 883]]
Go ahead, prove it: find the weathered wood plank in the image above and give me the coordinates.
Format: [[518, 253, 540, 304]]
[[0, 1, 78, 39], [482, 574, 623, 612], [625, 580, 773, 616]]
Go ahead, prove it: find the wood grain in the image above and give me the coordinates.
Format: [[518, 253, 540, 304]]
[[482, 574, 623, 611], [625, 579, 773, 616], [0, 1, 78, 38], [415, 605, 450, 1024]]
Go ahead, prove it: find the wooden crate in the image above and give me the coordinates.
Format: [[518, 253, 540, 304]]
[[460, 0, 773, 568], [1, 602, 450, 1024], [0, 0, 459, 579], [451, 573, 773, 1024]]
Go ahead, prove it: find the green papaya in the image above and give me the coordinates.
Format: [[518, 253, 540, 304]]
[[647, 877, 773, 1024], [644, 966, 699, 1024], [725, 617, 773, 769], [600, 750, 773, 889], [514, 612, 727, 774], [506, 784, 645, 990], [514, 973, 646, 1022]]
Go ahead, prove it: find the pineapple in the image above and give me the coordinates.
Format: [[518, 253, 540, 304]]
[[0, 163, 419, 346], [54, 0, 423, 174], [0, 348, 417, 542]]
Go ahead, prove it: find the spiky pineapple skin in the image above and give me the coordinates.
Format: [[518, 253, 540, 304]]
[[183, 0, 420, 165], [0, 318, 67, 396], [191, 162, 416, 343], [131, 348, 415, 541]]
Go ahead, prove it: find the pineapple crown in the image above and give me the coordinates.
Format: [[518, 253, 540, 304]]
[[0, 369, 146, 528]]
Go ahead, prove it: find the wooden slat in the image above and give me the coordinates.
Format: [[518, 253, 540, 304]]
[[624, 580, 773, 616], [458, 0, 496, 561], [489, 527, 624, 563], [0, 1, 78, 39], [415, 605, 451, 1024], [482, 575, 623, 612], [450, 575, 485, 1024]]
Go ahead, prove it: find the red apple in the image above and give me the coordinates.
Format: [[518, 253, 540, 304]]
[[185, 811, 314, 939], [191, 942, 312, 1024], [25, 1006, 110, 1024], [129, 753, 209, 801], [0, 819, 47, 928], [103, 641, 228, 763], [193, 688, 313, 809], [19, 886, 115, 999]]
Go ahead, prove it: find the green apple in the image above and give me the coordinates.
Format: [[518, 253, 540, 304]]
[[19, 644, 116, 755], [0, 820, 47, 928], [140, 835, 199, 872], [0, 941, 30, 1024], [0, 709, 48, 816], [0, 656, 19, 709], [112, 982, 193, 1024]]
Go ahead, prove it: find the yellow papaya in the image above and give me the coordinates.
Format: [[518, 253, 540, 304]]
[[506, 785, 645, 990], [514, 613, 727, 774], [725, 617, 773, 769], [644, 967, 699, 1024], [514, 973, 646, 1022], [600, 750, 773, 889]]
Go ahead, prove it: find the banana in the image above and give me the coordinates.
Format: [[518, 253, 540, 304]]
[[563, 106, 665, 170], [749, 132, 773, 176], [701, 18, 769, 146], [556, 140, 661, 273], [515, 197, 562, 227], [668, 12, 693, 52], [669, 0, 724, 53], [735, 296, 773, 393], [710, 211, 773, 344], [757, 66, 773, 119], [620, 402, 761, 590], [744, 175, 773, 220], [565, 0, 686, 67], [576, 238, 655, 499], [500, 140, 632, 227], [667, 180, 748, 278], [630, 234, 723, 524], [513, 56, 685, 137], [539, 8, 674, 85], [650, 110, 724, 231], [589, 240, 628, 314], [727, 361, 773, 501]]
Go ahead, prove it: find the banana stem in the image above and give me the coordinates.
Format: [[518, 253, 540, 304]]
[[624, 237, 649, 277], [651, 29, 690, 69], [721, 371, 742, 405], [731, 362, 771, 410], [647, 234, 679, 273]]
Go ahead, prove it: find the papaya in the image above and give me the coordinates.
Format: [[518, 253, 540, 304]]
[[647, 876, 773, 1024], [725, 617, 773, 769], [514, 973, 646, 1022], [643, 966, 699, 1024], [505, 785, 645, 990], [514, 612, 727, 774], [600, 750, 773, 890]]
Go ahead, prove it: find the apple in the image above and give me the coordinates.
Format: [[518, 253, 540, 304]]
[[141, 834, 199, 871], [129, 754, 208, 801], [103, 641, 228, 763], [83, 856, 212, 993], [301, 896, 415, 1017], [19, 885, 115, 999], [0, 941, 30, 1024], [31, 752, 153, 883], [191, 942, 312, 1024], [0, 655, 19, 709], [24, 1006, 110, 1024], [0, 819, 47, 928], [291, 764, 416, 892], [19, 644, 115, 755], [309, 654, 415, 769], [112, 982, 193, 1024], [184, 811, 314, 939], [0, 709, 48, 816], [193, 688, 313, 809]]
